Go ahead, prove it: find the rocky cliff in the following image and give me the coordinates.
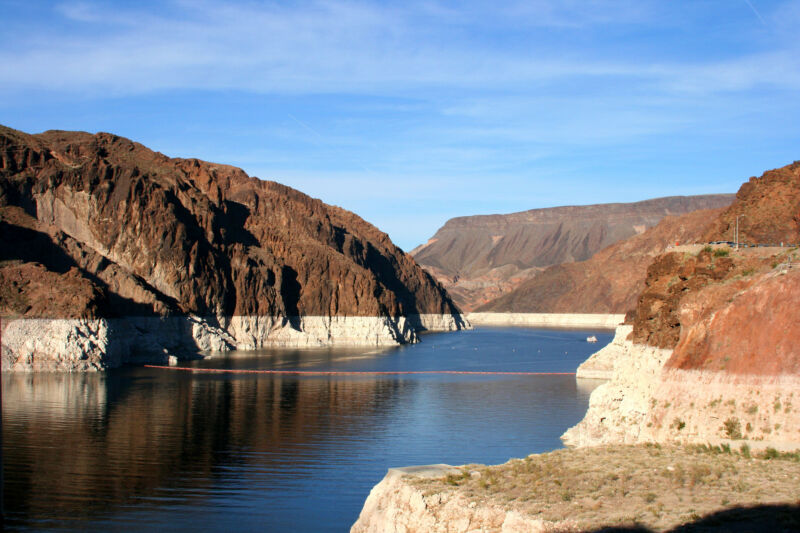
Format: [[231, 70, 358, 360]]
[[564, 161, 800, 450], [411, 195, 734, 311], [476, 207, 723, 314], [0, 125, 466, 371]]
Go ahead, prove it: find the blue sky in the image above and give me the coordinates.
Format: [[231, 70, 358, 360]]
[[2, 1, 799, 251]]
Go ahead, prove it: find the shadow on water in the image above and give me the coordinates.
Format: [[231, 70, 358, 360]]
[[2, 369, 405, 528], [2, 327, 610, 531]]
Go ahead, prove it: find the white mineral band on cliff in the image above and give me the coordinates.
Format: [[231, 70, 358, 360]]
[[563, 325, 800, 452], [466, 313, 624, 329], [1, 313, 469, 372]]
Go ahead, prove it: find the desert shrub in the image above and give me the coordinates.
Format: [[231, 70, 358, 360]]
[[714, 249, 730, 257], [723, 417, 742, 439], [740, 443, 751, 458]]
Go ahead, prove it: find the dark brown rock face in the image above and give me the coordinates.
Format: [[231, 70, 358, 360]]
[[0, 125, 459, 322], [476, 208, 723, 314], [703, 161, 800, 245], [412, 195, 734, 310]]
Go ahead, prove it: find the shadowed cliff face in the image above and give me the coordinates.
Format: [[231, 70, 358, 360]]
[[0, 125, 459, 320], [412, 195, 734, 310]]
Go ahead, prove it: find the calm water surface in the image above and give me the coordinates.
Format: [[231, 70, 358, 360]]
[[2, 326, 611, 532]]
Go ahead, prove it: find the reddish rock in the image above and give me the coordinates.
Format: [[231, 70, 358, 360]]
[[703, 161, 800, 245], [0, 125, 460, 323], [667, 268, 800, 375], [413, 195, 734, 311], [476, 208, 723, 314]]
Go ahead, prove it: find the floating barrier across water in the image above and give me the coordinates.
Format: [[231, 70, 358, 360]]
[[144, 365, 575, 376]]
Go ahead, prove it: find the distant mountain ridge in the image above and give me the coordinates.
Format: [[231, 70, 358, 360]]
[[475, 207, 724, 314], [412, 194, 735, 310]]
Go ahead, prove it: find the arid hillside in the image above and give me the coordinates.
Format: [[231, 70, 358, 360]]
[[564, 161, 800, 451], [476, 208, 723, 314], [0, 125, 459, 322], [630, 160, 800, 372], [412, 195, 733, 310]]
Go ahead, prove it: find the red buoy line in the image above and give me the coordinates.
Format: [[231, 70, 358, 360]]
[[144, 365, 576, 376]]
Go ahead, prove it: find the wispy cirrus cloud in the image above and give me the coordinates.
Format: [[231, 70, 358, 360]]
[[2, 0, 799, 249], [2, 0, 797, 98]]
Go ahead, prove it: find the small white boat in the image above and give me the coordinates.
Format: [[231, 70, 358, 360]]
[[586, 335, 598, 343]]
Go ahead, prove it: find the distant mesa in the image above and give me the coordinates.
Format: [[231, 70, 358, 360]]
[[475, 206, 726, 314], [0, 125, 466, 371], [412, 194, 734, 311]]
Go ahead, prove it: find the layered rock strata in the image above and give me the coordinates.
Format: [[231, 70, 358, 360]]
[[563, 326, 800, 451], [476, 207, 724, 314], [564, 248, 800, 449], [0, 125, 466, 371], [412, 195, 733, 310], [565, 161, 800, 449]]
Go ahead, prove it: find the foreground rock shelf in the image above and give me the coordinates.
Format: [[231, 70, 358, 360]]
[[351, 444, 800, 532]]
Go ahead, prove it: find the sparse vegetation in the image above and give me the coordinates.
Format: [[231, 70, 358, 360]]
[[723, 417, 742, 440], [740, 444, 750, 458], [713, 248, 730, 257], [413, 444, 800, 532]]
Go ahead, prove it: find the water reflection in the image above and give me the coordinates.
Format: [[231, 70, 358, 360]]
[[2, 327, 608, 531]]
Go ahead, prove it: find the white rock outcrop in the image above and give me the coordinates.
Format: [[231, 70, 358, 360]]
[[563, 332, 800, 451], [351, 466, 555, 533], [574, 324, 633, 379], [1, 313, 469, 372], [466, 313, 623, 329]]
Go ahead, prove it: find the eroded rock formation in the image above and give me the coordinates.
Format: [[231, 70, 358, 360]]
[[0, 125, 466, 370], [564, 161, 800, 450]]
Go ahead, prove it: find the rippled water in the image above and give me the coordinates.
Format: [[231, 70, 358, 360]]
[[2, 326, 611, 532]]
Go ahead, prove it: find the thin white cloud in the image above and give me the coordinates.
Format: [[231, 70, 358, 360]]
[[1, 0, 797, 98], [742, 0, 768, 26]]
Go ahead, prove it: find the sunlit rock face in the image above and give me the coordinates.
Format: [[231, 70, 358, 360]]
[[413, 195, 734, 311], [0, 125, 467, 370], [564, 162, 800, 450]]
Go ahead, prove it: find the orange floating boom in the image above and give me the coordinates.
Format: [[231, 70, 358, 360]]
[[144, 365, 575, 376]]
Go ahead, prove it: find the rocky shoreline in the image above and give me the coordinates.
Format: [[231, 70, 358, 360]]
[[351, 322, 800, 531], [466, 312, 623, 329], [565, 325, 800, 452], [351, 445, 800, 532], [1, 313, 469, 372]]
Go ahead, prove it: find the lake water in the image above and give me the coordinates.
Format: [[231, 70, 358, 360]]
[[2, 326, 611, 532]]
